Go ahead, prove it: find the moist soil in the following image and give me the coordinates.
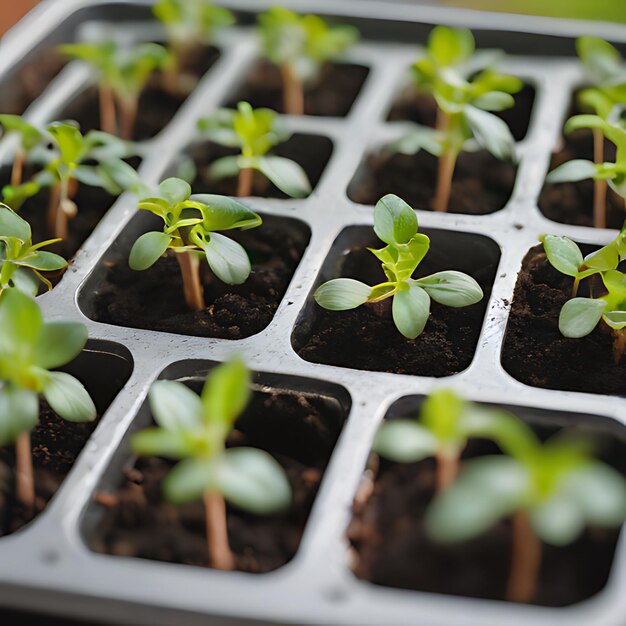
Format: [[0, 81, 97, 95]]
[[293, 233, 498, 376], [349, 442, 620, 606], [228, 60, 369, 117], [0, 404, 98, 537], [388, 83, 536, 142], [502, 245, 626, 395], [61, 46, 219, 140], [92, 218, 309, 339], [349, 148, 516, 215], [538, 130, 623, 228], [90, 385, 345, 572], [182, 134, 333, 199]]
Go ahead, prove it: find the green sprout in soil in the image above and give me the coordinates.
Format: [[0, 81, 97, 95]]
[[129, 177, 262, 311], [0, 288, 96, 513], [571, 37, 626, 228], [197, 101, 311, 198], [60, 41, 170, 139], [373, 389, 527, 490], [426, 419, 626, 604], [0, 204, 66, 295], [0, 114, 44, 187], [314, 194, 483, 339], [132, 358, 291, 570], [391, 25, 521, 212], [541, 225, 626, 362], [153, 0, 234, 94], [258, 7, 359, 115], [546, 113, 626, 228]]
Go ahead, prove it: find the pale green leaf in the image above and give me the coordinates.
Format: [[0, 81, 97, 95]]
[[373, 420, 438, 463], [42, 371, 96, 423], [314, 278, 372, 310], [392, 283, 430, 339]]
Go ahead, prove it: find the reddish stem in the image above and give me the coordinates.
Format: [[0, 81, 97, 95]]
[[204, 491, 235, 570]]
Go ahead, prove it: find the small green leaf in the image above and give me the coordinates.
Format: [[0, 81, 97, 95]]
[[32, 322, 87, 369], [429, 26, 474, 67], [559, 297, 606, 338], [576, 36, 622, 81], [0, 204, 30, 240], [18, 251, 67, 272], [541, 235, 584, 277], [201, 358, 251, 428], [131, 427, 191, 459], [206, 155, 241, 182], [201, 232, 251, 285], [546, 160, 598, 184], [163, 457, 216, 504], [373, 194, 418, 245], [416, 271, 483, 307], [0, 288, 42, 352], [255, 156, 311, 198], [421, 388, 465, 443], [0, 385, 38, 446], [529, 495, 585, 546], [392, 283, 431, 339], [190, 194, 262, 231], [314, 278, 372, 310], [464, 105, 515, 160], [129, 231, 172, 271], [373, 420, 438, 463], [148, 380, 204, 432], [159, 177, 191, 204], [472, 91, 515, 112], [42, 371, 96, 422]]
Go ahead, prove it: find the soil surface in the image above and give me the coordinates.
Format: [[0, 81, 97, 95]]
[[349, 148, 516, 214], [90, 385, 345, 572], [228, 60, 369, 117], [184, 134, 333, 199], [293, 231, 498, 376], [0, 403, 98, 537], [61, 46, 219, 140], [350, 436, 621, 606], [502, 245, 626, 395], [388, 83, 536, 142], [92, 217, 309, 339]]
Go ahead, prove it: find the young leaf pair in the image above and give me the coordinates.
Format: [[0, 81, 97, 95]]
[[314, 194, 483, 339], [373, 389, 626, 604], [132, 358, 291, 570]]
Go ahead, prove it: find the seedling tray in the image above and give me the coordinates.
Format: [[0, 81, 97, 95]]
[[2, 1, 626, 624]]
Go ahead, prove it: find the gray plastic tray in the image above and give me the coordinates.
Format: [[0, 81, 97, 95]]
[[1, 1, 626, 624]]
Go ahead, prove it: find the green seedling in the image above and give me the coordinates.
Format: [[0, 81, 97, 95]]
[[60, 41, 170, 139], [573, 37, 626, 228], [546, 113, 626, 228], [0, 288, 96, 512], [198, 101, 311, 198], [541, 225, 626, 362], [0, 204, 66, 295], [314, 194, 483, 339], [258, 7, 359, 115], [373, 389, 529, 491], [426, 424, 626, 603], [392, 25, 521, 212], [0, 115, 44, 187], [132, 358, 291, 570], [128, 177, 262, 311], [153, 0, 234, 93]]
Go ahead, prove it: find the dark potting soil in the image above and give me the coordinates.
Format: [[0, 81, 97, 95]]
[[227, 60, 370, 117], [293, 230, 499, 376], [538, 130, 623, 228], [90, 386, 344, 572], [0, 404, 98, 537], [92, 218, 310, 339], [182, 133, 333, 199], [349, 450, 620, 606], [348, 148, 516, 215], [388, 83, 536, 142], [60, 46, 220, 141], [502, 245, 626, 395]]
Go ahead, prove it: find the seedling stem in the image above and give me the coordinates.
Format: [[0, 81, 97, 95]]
[[237, 167, 254, 198], [119, 97, 139, 141], [11, 148, 25, 188], [175, 250, 204, 311], [435, 447, 459, 490], [593, 128, 608, 229], [99, 82, 118, 135], [281, 63, 305, 116], [15, 432, 35, 512], [204, 490, 235, 570], [507, 510, 542, 603], [613, 328, 626, 364]]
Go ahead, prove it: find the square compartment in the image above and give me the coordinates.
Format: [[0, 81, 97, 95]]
[[292, 225, 500, 376], [82, 360, 351, 572]]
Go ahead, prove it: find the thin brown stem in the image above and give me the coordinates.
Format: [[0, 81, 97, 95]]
[[506, 510, 542, 603], [119, 97, 138, 141], [592, 128, 607, 229], [47, 182, 69, 241], [204, 490, 235, 570], [237, 167, 254, 197], [11, 148, 25, 187], [99, 83, 118, 135], [281, 63, 304, 116], [435, 448, 460, 491], [176, 250, 205, 311], [15, 432, 35, 513], [572, 276, 581, 298], [613, 329, 626, 365], [434, 149, 457, 213]]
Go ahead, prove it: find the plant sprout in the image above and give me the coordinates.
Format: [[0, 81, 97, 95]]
[[197, 101, 311, 198], [546, 113, 626, 227], [541, 225, 626, 362], [0, 288, 96, 512], [373, 389, 528, 490], [258, 7, 359, 115], [573, 37, 626, 228], [0, 204, 66, 295], [426, 426, 626, 603], [128, 177, 262, 311], [132, 358, 291, 570], [0, 115, 44, 187], [60, 41, 170, 139], [314, 194, 483, 339], [392, 26, 521, 212]]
